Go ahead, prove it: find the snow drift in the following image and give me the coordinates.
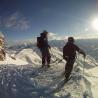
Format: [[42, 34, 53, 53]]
[[0, 47, 98, 98]]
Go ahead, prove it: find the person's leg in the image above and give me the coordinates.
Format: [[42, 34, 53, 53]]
[[65, 62, 70, 79], [46, 49, 51, 67], [41, 49, 46, 67], [65, 59, 75, 80], [47, 56, 51, 67], [42, 56, 45, 67]]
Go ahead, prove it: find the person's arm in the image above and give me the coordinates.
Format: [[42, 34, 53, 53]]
[[79, 49, 86, 58], [75, 45, 86, 58], [44, 38, 51, 49]]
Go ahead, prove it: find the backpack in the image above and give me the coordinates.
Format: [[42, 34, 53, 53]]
[[37, 37, 44, 49]]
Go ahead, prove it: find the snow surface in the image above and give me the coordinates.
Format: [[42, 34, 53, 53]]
[[0, 47, 98, 98], [0, 54, 28, 65]]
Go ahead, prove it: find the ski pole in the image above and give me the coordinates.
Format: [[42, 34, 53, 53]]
[[83, 57, 85, 77], [50, 58, 63, 66], [57, 59, 63, 64], [49, 49, 63, 64]]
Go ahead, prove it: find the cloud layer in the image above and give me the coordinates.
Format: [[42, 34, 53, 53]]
[[0, 12, 30, 31]]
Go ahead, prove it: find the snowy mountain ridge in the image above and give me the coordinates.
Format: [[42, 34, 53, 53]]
[[8, 38, 98, 61], [0, 46, 98, 98]]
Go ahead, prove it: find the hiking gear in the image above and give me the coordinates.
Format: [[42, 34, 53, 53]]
[[37, 37, 50, 49], [83, 58, 85, 77], [37, 37, 44, 49], [47, 64, 50, 68], [63, 56, 68, 61], [64, 75, 72, 83], [41, 64, 45, 68]]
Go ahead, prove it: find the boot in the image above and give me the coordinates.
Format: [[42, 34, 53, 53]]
[[47, 63, 50, 68], [41, 64, 45, 68]]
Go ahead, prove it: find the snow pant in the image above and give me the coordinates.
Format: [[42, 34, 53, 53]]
[[65, 59, 75, 79], [40, 47, 51, 67]]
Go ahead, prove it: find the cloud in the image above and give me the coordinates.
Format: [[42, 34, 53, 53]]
[[0, 12, 30, 31], [48, 32, 64, 40], [48, 32, 56, 36], [71, 32, 98, 39], [48, 32, 57, 40], [48, 32, 98, 40]]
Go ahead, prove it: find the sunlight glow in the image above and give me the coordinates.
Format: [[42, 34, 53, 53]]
[[92, 18, 98, 30]]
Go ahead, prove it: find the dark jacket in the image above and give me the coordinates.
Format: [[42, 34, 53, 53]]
[[40, 34, 50, 49], [40, 35, 51, 58], [63, 42, 85, 60]]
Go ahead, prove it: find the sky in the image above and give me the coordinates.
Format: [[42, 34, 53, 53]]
[[0, 0, 98, 41]]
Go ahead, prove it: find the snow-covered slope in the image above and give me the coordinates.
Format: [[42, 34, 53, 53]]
[[0, 53, 28, 66], [84, 66, 98, 98], [0, 47, 98, 98], [16, 48, 41, 66]]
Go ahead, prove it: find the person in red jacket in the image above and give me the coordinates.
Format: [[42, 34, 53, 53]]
[[63, 37, 86, 81]]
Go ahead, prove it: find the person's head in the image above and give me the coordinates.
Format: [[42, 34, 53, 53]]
[[68, 37, 75, 43], [40, 30, 48, 38]]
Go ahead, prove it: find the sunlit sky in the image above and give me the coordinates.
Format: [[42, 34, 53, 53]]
[[0, 0, 98, 41]]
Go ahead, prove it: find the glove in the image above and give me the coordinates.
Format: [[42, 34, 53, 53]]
[[63, 56, 68, 61]]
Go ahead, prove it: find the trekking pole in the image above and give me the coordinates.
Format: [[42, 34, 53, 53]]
[[50, 58, 63, 66], [49, 48, 62, 64], [57, 59, 63, 64], [83, 57, 86, 77]]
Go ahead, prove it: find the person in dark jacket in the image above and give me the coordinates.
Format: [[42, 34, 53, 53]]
[[40, 30, 51, 68], [63, 37, 86, 80]]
